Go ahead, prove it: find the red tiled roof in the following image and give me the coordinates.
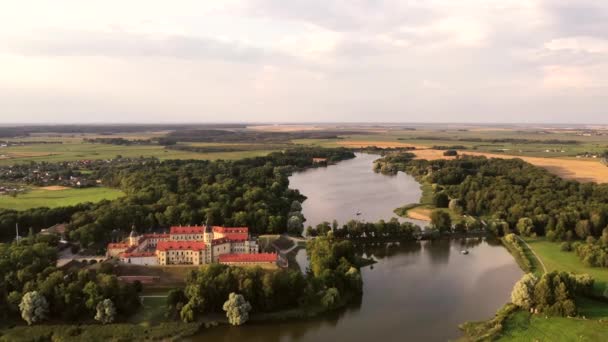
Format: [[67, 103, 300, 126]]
[[157, 241, 206, 251], [120, 251, 156, 258], [143, 233, 170, 239], [218, 253, 278, 263], [213, 226, 248, 241], [169, 226, 250, 241], [170, 226, 205, 234], [108, 243, 129, 249], [212, 237, 231, 245]]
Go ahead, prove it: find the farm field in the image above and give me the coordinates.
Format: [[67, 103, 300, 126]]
[[0, 186, 124, 210], [329, 137, 608, 183], [0, 142, 276, 165]]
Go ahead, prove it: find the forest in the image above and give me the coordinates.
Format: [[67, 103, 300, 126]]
[[170, 236, 363, 323], [0, 148, 354, 249], [375, 153, 608, 267], [0, 234, 141, 324]]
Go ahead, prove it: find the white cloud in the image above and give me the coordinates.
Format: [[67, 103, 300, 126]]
[[545, 36, 608, 54], [0, 0, 607, 123]]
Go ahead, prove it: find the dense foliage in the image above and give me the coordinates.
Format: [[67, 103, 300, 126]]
[[0, 148, 355, 248], [174, 236, 363, 322], [0, 236, 140, 324], [572, 229, 608, 267], [306, 218, 420, 240], [376, 154, 608, 243], [510, 271, 593, 317]]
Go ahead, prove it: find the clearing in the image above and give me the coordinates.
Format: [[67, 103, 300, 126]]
[[0, 187, 124, 210], [525, 238, 608, 295]]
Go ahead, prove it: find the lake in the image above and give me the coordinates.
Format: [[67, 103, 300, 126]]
[[288, 153, 428, 228], [191, 153, 523, 341]]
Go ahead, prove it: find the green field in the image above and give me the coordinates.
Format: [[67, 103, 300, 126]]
[[297, 128, 608, 159], [494, 239, 608, 341], [0, 187, 125, 210], [525, 238, 608, 295], [0, 142, 276, 165], [498, 309, 608, 341]]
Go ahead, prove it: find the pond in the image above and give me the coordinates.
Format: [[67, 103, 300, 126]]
[[191, 153, 523, 341]]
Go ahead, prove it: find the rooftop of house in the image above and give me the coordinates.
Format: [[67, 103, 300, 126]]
[[169, 225, 249, 238], [108, 243, 129, 249], [157, 240, 207, 251]]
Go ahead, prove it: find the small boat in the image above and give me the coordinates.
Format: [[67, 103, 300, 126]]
[[461, 250, 469, 255]]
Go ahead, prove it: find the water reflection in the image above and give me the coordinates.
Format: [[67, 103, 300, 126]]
[[191, 155, 522, 342], [194, 240, 522, 342]]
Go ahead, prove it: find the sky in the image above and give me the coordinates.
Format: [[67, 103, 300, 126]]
[[0, 0, 607, 124]]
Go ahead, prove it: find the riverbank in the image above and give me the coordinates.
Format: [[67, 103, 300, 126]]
[[460, 237, 608, 341], [0, 322, 202, 342]]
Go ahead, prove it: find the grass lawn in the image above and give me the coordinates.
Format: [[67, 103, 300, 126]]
[[525, 237, 608, 295], [498, 310, 608, 341], [0, 322, 201, 342], [0, 187, 124, 210], [130, 296, 168, 325]]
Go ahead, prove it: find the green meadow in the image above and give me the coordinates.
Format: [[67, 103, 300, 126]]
[[525, 237, 608, 295], [0, 187, 125, 210], [0, 142, 276, 165]]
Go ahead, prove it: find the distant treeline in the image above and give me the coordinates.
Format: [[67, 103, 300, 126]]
[[84, 138, 154, 146], [431, 145, 468, 150], [159, 129, 357, 145], [0, 140, 62, 146], [0, 124, 248, 138], [165, 144, 290, 153], [402, 136, 580, 145]]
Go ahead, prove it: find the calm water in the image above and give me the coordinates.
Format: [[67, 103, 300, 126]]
[[288, 153, 427, 228], [191, 154, 522, 341]]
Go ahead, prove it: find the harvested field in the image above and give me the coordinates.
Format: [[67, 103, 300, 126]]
[[406, 207, 432, 221], [248, 125, 323, 132], [338, 140, 608, 183], [338, 141, 427, 149]]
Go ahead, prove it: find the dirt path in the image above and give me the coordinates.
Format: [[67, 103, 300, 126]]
[[515, 235, 547, 275]]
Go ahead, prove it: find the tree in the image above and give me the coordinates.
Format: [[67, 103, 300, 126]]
[[511, 273, 537, 309], [95, 299, 117, 324], [321, 287, 340, 309], [287, 215, 304, 235], [430, 210, 452, 233], [19, 291, 49, 325], [516, 217, 535, 237], [433, 192, 450, 208], [180, 302, 195, 323], [290, 201, 303, 213], [223, 293, 252, 326]]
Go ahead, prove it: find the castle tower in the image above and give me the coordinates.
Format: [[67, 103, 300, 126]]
[[129, 225, 138, 247], [204, 218, 213, 243]]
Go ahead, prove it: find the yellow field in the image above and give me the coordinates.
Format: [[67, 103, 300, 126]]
[[406, 207, 432, 221], [338, 141, 608, 184]]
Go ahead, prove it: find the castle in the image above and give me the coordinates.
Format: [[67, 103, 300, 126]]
[[107, 224, 277, 266]]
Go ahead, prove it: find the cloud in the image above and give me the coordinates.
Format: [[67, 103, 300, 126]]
[[0, 0, 607, 123], [543, 0, 608, 39], [1, 29, 293, 65]]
